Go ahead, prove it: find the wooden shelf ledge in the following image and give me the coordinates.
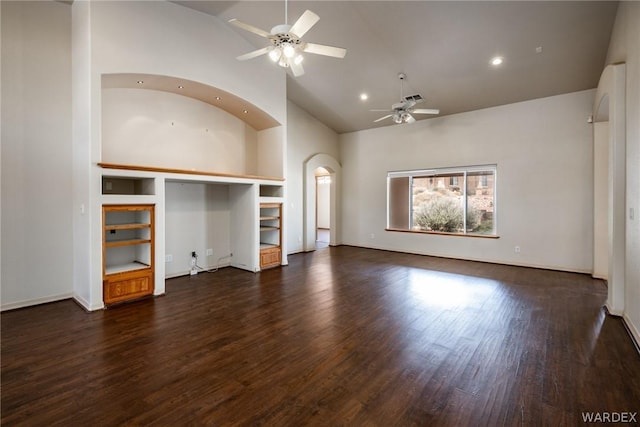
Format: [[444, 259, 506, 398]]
[[99, 162, 285, 182]]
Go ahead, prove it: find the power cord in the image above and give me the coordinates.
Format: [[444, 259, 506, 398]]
[[205, 253, 233, 273]]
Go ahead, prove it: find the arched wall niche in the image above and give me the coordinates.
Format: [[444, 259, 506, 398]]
[[303, 153, 342, 251], [102, 73, 281, 131], [101, 73, 284, 177]]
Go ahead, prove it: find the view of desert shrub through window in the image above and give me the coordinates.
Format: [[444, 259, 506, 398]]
[[387, 166, 496, 236]]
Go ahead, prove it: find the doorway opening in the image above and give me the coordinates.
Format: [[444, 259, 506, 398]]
[[315, 167, 331, 249], [303, 153, 342, 252]]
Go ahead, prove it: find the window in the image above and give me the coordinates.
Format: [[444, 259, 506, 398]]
[[387, 165, 496, 236]]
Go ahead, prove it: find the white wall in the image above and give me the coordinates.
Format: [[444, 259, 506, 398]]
[[286, 101, 340, 253], [340, 90, 595, 273], [593, 122, 609, 279], [317, 178, 331, 229], [257, 126, 285, 179], [165, 182, 231, 277], [1, 1, 73, 310], [102, 88, 254, 174], [90, 1, 286, 125], [605, 1, 640, 342]]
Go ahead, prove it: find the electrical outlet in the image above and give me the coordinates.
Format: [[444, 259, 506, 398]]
[[515, 246, 521, 253], [165, 254, 173, 262], [206, 248, 213, 256]]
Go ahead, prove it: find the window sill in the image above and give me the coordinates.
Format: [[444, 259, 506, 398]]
[[385, 228, 500, 239]]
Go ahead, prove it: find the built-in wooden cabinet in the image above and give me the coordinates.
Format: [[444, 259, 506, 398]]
[[102, 204, 154, 305], [259, 203, 282, 269]]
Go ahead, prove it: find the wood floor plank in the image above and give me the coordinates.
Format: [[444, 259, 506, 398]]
[[2, 246, 639, 426]]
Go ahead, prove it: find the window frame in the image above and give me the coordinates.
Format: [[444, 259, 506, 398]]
[[386, 165, 498, 238]]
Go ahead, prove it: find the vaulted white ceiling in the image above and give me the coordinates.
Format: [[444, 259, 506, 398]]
[[174, 1, 618, 134]]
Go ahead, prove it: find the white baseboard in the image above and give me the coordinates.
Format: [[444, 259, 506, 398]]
[[1, 293, 72, 312], [165, 262, 233, 279], [340, 243, 593, 275], [72, 293, 104, 312], [623, 313, 640, 354], [605, 302, 624, 317]]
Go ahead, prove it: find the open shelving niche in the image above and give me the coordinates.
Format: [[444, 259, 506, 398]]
[[99, 164, 286, 305], [259, 184, 284, 269], [103, 204, 155, 305]]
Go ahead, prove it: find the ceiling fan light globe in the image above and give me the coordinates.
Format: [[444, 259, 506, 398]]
[[278, 56, 289, 68], [269, 48, 281, 62], [282, 43, 296, 58], [393, 115, 403, 124], [294, 54, 304, 65]]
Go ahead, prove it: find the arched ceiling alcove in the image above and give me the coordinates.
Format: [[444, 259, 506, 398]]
[[101, 73, 280, 131]]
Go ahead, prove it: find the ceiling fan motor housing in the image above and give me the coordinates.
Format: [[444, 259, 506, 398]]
[[269, 30, 302, 49]]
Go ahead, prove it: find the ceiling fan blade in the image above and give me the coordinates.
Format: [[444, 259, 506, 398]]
[[374, 115, 393, 123], [411, 108, 440, 115], [236, 46, 272, 61], [289, 10, 320, 38], [228, 19, 271, 38], [370, 109, 392, 112], [289, 59, 305, 77], [303, 43, 347, 59], [405, 114, 416, 124]]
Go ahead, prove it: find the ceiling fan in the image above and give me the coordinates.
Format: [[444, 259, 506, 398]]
[[229, 1, 347, 77], [372, 73, 440, 124]]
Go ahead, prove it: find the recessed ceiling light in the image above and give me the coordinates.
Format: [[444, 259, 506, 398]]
[[360, 93, 369, 101], [215, 96, 221, 101], [178, 85, 184, 89], [136, 80, 144, 84], [243, 109, 248, 114], [490, 56, 504, 66]]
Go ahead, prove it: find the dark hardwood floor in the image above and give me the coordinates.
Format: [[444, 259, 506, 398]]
[[2, 246, 639, 426]]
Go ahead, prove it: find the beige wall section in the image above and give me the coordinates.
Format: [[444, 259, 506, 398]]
[[317, 180, 331, 229], [257, 126, 285, 178], [340, 90, 595, 273], [1, 1, 74, 310], [164, 182, 232, 277], [593, 122, 609, 280], [286, 101, 340, 254], [102, 88, 254, 175], [604, 1, 640, 343]]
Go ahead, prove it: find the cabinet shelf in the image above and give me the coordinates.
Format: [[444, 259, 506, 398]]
[[260, 243, 279, 250], [104, 223, 151, 231], [260, 226, 280, 231], [105, 261, 151, 276], [260, 216, 280, 221], [105, 238, 152, 248]]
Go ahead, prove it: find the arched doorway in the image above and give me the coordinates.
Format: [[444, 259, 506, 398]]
[[593, 63, 626, 315], [303, 154, 342, 252]]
